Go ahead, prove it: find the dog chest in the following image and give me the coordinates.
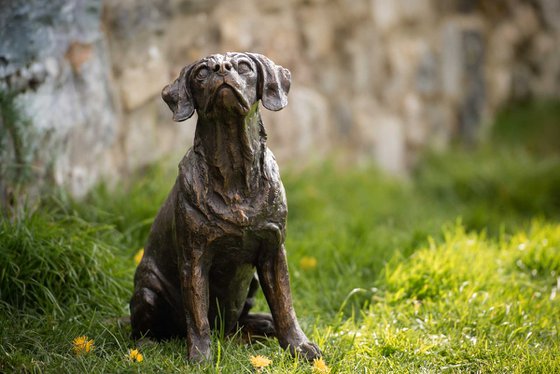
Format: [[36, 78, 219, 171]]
[[206, 224, 284, 265]]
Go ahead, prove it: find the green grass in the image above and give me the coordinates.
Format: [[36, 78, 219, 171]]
[[1, 102, 559, 373]]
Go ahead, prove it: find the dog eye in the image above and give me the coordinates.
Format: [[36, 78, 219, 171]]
[[196, 67, 210, 80], [237, 61, 253, 74]]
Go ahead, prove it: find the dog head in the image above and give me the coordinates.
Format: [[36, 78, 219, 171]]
[[162, 52, 291, 121]]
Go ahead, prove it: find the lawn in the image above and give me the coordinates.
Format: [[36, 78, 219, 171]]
[[1, 101, 559, 373]]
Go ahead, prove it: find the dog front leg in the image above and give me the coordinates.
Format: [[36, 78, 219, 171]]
[[257, 244, 321, 361], [180, 249, 211, 362]]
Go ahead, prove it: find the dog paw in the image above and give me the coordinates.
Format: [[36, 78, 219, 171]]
[[238, 312, 276, 339], [291, 340, 322, 361], [187, 342, 212, 363], [279, 328, 322, 361]]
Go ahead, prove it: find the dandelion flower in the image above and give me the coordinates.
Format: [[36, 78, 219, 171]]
[[312, 357, 330, 373], [72, 335, 94, 355], [299, 256, 317, 270], [134, 248, 144, 265], [250, 354, 272, 371], [128, 348, 144, 363]]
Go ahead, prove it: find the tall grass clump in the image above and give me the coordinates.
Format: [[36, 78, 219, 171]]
[[0, 211, 131, 316]]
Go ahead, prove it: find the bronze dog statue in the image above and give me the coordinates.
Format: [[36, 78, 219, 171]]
[[130, 52, 321, 362]]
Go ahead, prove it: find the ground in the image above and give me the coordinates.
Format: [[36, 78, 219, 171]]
[[1, 101, 559, 373]]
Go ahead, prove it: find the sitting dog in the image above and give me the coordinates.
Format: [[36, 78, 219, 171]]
[[130, 52, 321, 362]]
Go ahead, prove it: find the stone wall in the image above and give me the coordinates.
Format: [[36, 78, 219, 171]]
[[1, 0, 119, 200], [1, 0, 559, 199]]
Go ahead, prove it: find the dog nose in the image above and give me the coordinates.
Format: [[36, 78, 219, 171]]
[[213, 61, 232, 75]]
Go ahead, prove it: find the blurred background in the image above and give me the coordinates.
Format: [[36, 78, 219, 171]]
[[1, 0, 559, 199]]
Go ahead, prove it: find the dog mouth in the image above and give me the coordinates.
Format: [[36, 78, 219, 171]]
[[206, 84, 250, 114]]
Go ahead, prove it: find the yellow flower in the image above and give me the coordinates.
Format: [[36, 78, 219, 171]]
[[134, 248, 144, 265], [299, 256, 317, 270], [72, 335, 94, 355], [312, 357, 330, 373], [128, 348, 144, 363], [250, 354, 272, 370]]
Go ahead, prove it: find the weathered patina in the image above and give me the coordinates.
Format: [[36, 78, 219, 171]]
[[130, 52, 321, 362]]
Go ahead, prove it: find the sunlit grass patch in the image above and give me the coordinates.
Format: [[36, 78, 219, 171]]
[[383, 224, 497, 302], [338, 222, 560, 372], [509, 222, 560, 280]]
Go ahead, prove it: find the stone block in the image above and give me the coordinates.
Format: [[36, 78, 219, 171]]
[[346, 27, 385, 96], [155, 99, 197, 159], [213, 1, 258, 52], [371, 0, 435, 32], [399, 0, 434, 24], [416, 49, 439, 96], [384, 34, 429, 104], [251, 13, 301, 67], [441, 20, 463, 101], [351, 97, 378, 154], [118, 45, 169, 111], [165, 13, 213, 64], [122, 101, 160, 171], [402, 93, 426, 147], [103, 0, 171, 41], [538, 0, 560, 31], [512, 4, 540, 38], [425, 102, 453, 151], [262, 86, 331, 166], [371, 0, 400, 32], [372, 111, 406, 174], [352, 98, 406, 174], [299, 6, 335, 60]]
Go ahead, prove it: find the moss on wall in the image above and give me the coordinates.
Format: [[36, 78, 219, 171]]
[[0, 91, 36, 215]]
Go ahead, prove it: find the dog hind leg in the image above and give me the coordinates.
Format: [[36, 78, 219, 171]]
[[130, 287, 184, 340], [237, 274, 276, 339]]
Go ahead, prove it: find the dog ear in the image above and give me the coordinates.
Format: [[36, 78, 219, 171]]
[[161, 64, 195, 122], [247, 53, 291, 111]]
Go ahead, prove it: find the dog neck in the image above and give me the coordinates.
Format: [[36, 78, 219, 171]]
[[193, 103, 267, 199]]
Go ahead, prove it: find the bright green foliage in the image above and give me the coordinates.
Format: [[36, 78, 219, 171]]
[[339, 223, 559, 372], [0, 91, 34, 186], [1, 102, 559, 372], [0, 212, 130, 315]]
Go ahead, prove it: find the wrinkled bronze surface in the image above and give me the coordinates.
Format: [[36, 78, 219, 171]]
[[130, 52, 321, 362]]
